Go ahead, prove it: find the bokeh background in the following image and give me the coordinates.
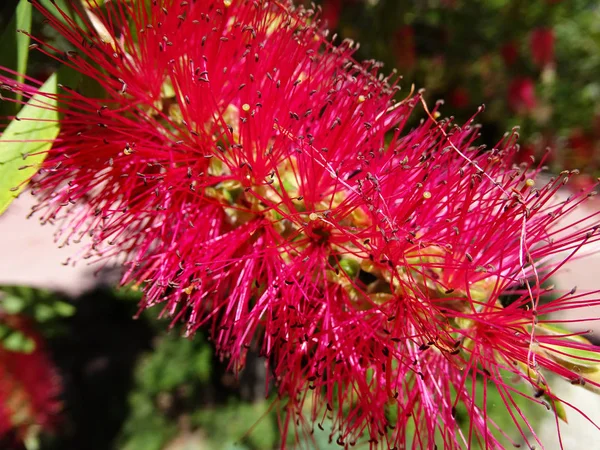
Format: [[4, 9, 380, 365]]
[[1, 0, 600, 449], [312, 0, 600, 188]]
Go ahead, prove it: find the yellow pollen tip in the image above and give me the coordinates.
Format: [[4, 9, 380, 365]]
[[242, 103, 250, 112], [223, 0, 232, 6], [525, 178, 535, 187], [433, 111, 441, 119], [309, 212, 319, 221], [183, 284, 195, 295], [358, 95, 366, 103], [423, 191, 432, 199]]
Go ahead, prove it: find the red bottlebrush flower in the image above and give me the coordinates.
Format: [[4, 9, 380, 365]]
[[530, 27, 555, 68], [569, 173, 597, 193], [594, 114, 600, 138], [568, 129, 594, 163], [0, 315, 62, 441], [448, 86, 470, 109], [500, 41, 519, 67], [508, 77, 537, 113], [440, 0, 458, 8], [514, 143, 536, 165], [394, 25, 416, 70], [321, 0, 342, 30], [4, 1, 600, 448]]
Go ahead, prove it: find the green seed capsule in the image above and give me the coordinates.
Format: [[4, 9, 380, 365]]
[[339, 258, 360, 279]]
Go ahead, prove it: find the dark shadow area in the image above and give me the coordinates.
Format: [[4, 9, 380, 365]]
[[42, 288, 154, 450]]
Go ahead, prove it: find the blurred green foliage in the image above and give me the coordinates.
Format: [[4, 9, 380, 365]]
[[0, 286, 75, 351], [117, 333, 213, 450]]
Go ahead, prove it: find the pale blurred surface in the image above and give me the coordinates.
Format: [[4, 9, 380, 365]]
[[543, 189, 600, 448], [536, 378, 600, 449], [0, 194, 97, 295]]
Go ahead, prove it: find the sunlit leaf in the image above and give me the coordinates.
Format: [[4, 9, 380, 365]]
[[536, 323, 600, 373], [543, 343, 600, 373], [0, 73, 59, 215]]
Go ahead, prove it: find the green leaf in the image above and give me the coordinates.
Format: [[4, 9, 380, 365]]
[[536, 323, 591, 344], [0, 0, 33, 114], [34, 303, 57, 322], [2, 329, 36, 353], [37, 0, 92, 33], [56, 64, 83, 95], [339, 258, 360, 279], [545, 394, 568, 424], [1, 286, 75, 320], [53, 300, 76, 317], [0, 324, 11, 340], [56, 64, 106, 105], [0, 294, 26, 314], [542, 342, 600, 373], [0, 73, 59, 216], [36, 0, 77, 26], [15, 0, 33, 90], [536, 323, 600, 373]]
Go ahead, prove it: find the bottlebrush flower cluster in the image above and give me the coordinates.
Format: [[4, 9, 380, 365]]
[[3, 0, 600, 448], [0, 315, 62, 442], [530, 28, 555, 68]]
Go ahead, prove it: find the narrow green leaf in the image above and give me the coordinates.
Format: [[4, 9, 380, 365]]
[[536, 323, 600, 373], [56, 64, 83, 95], [0, 73, 59, 215], [0, 0, 32, 115], [36, 0, 77, 26], [37, 0, 91, 32], [545, 394, 568, 424], [84, 0, 106, 8], [542, 342, 600, 373], [15, 0, 33, 90], [580, 370, 600, 395], [536, 323, 591, 344]]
